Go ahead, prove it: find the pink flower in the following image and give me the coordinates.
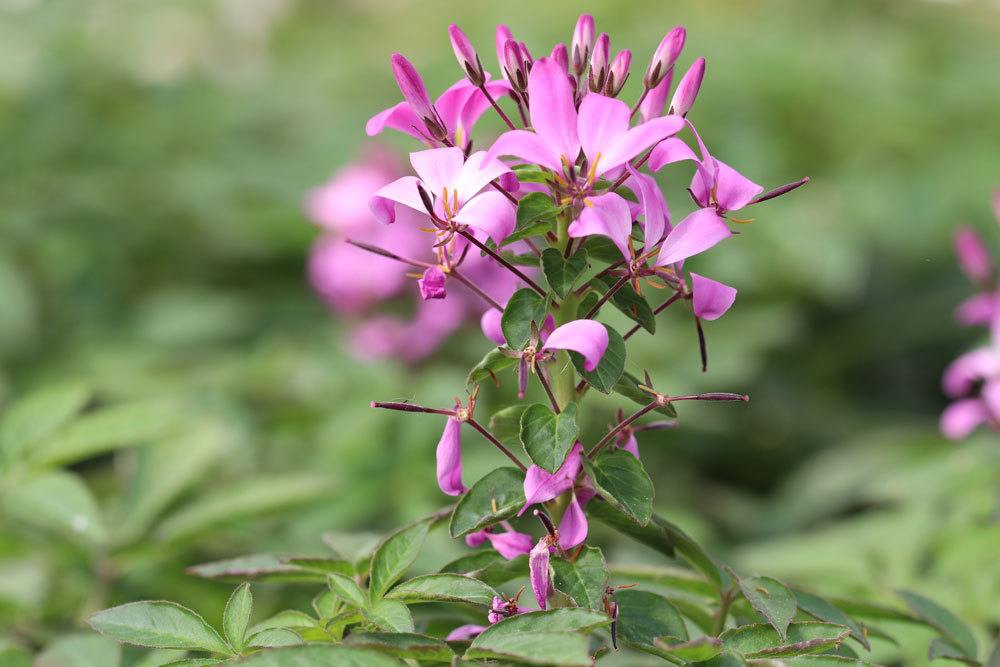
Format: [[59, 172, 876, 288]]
[[639, 69, 673, 123], [519, 443, 583, 513], [446, 625, 486, 641], [606, 50, 631, 97], [486, 58, 683, 176], [487, 595, 527, 624], [669, 57, 705, 117], [371, 147, 516, 245], [436, 416, 465, 496], [690, 272, 738, 321], [557, 488, 594, 550], [541, 320, 609, 372], [449, 24, 485, 86], [418, 266, 447, 300], [465, 523, 533, 560], [529, 537, 552, 609], [571, 14, 595, 76], [940, 346, 1000, 440], [954, 226, 993, 285], [644, 26, 685, 89], [588, 33, 610, 93]]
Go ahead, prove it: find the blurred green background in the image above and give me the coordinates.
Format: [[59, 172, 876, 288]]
[[2, 0, 999, 664]]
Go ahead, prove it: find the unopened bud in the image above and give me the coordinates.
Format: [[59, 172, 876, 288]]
[[605, 49, 631, 97], [588, 33, 610, 93], [503, 39, 531, 92], [550, 43, 569, 73], [495, 24, 514, 81], [644, 26, 685, 89], [571, 13, 595, 76], [391, 53, 447, 140], [449, 24, 485, 86], [669, 57, 705, 117]]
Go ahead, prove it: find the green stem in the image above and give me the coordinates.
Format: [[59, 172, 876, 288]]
[[551, 208, 579, 410]]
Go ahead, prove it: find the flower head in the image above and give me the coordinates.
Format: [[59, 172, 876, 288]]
[[644, 26, 685, 89]]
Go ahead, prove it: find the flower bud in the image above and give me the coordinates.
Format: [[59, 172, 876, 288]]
[[418, 266, 447, 300], [503, 39, 531, 92], [669, 57, 705, 117], [391, 53, 447, 140], [571, 13, 595, 76], [644, 26, 685, 89], [954, 227, 994, 284], [550, 43, 569, 73], [495, 24, 514, 80], [587, 33, 610, 93], [605, 49, 631, 97], [449, 24, 485, 86]]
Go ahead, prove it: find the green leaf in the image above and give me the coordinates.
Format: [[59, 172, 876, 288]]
[[223, 583, 253, 651], [988, 639, 1000, 667], [282, 557, 353, 577], [467, 348, 517, 386], [579, 236, 623, 264], [583, 450, 653, 526], [897, 589, 978, 658], [0, 380, 90, 464], [481, 608, 611, 636], [369, 519, 431, 600], [449, 467, 525, 538], [363, 599, 413, 633], [187, 554, 325, 583], [466, 632, 591, 666], [542, 248, 589, 298], [656, 636, 723, 661], [156, 475, 332, 542], [570, 323, 625, 393], [577, 291, 600, 318], [4, 471, 106, 544], [507, 192, 560, 246], [793, 589, 870, 651], [34, 633, 121, 667], [327, 573, 368, 609], [246, 628, 302, 648], [720, 622, 850, 658], [231, 645, 405, 666], [512, 164, 551, 184], [615, 589, 688, 647], [87, 601, 232, 655], [488, 405, 529, 448], [248, 610, 317, 636], [519, 402, 578, 473], [501, 289, 548, 349], [609, 564, 716, 599], [312, 589, 338, 619], [386, 573, 497, 606], [344, 633, 454, 662], [929, 638, 982, 665], [588, 500, 675, 556], [161, 660, 218, 667], [29, 398, 185, 468], [594, 275, 656, 334], [501, 250, 543, 266], [440, 552, 529, 588], [613, 372, 677, 417], [737, 575, 797, 641], [551, 546, 609, 610]]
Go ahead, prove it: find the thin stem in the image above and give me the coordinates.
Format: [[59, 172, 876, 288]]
[[479, 83, 516, 130], [489, 179, 519, 204], [609, 148, 654, 192], [584, 274, 629, 319], [512, 90, 530, 127], [458, 229, 547, 297], [346, 239, 435, 270], [623, 291, 683, 340], [695, 316, 708, 372], [574, 259, 626, 296], [713, 590, 735, 635], [749, 176, 810, 206], [588, 401, 660, 458], [370, 401, 456, 416], [535, 363, 562, 414], [629, 87, 649, 119], [467, 418, 528, 472], [523, 238, 543, 257], [449, 267, 503, 311]]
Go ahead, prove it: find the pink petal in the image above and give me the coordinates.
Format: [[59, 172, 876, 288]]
[[519, 443, 583, 513], [456, 79, 513, 141], [481, 308, 506, 345], [486, 130, 563, 172], [647, 136, 698, 172], [365, 102, 423, 140], [942, 348, 1000, 397], [626, 165, 669, 246], [542, 320, 609, 372], [713, 159, 763, 212], [620, 431, 640, 459], [486, 529, 534, 560], [557, 492, 588, 549], [567, 192, 633, 260], [409, 147, 465, 196], [941, 399, 987, 440], [436, 418, 465, 496], [527, 58, 580, 163], [465, 530, 489, 548], [452, 191, 516, 245], [495, 25, 514, 81], [446, 625, 486, 641], [418, 266, 447, 300], [577, 94, 631, 169], [955, 293, 995, 326], [954, 226, 993, 284], [454, 151, 512, 204], [529, 538, 551, 610], [690, 273, 737, 321], [598, 115, 685, 177], [655, 207, 731, 266], [370, 176, 427, 224], [639, 70, 672, 123]]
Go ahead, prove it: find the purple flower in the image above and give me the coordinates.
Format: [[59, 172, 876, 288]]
[[529, 537, 552, 609], [541, 320, 609, 371], [485, 58, 683, 177], [606, 50, 631, 97], [370, 147, 515, 245], [465, 523, 533, 560], [446, 624, 486, 641], [571, 14, 595, 76], [502, 40, 532, 92], [418, 266, 447, 300], [488, 594, 527, 624], [639, 69, 673, 123], [626, 165, 670, 246], [644, 26, 685, 88], [669, 57, 705, 117], [557, 489, 593, 550], [390, 54, 438, 132], [619, 431, 640, 459], [690, 272, 737, 320], [954, 226, 993, 285], [941, 346, 1000, 439], [436, 416, 465, 496], [588, 33, 610, 93], [519, 443, 583, 513], [449, 24, 484, 86]]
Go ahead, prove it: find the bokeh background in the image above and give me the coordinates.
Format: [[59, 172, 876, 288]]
[[2, 0, 1000, 664]]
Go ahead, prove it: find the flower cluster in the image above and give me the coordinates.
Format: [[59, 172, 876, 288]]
[[361, 14, 806, 632], [941, 192, 1000, 439]]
